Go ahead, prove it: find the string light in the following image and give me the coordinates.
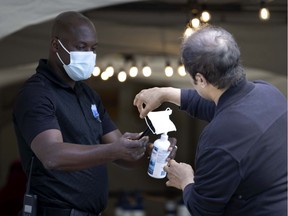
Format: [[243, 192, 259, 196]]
[[165, 61, 173, 77], [259, 1, 270, 20], [129, 65, 138, 77], [91, 2, 275, 82], [200, 11, 211, 23], [118, 70, 127, 82], [177, 62, 186, 76], [105, 65, 114, 77], [101, 71, 109, 80], [190, 17, 200, 28], [92, 66, 101, 77], [184, 26, 194, 38], [142, 63, 152, 77], [90, 57, 185, 80], [200, 4, 211, 23]]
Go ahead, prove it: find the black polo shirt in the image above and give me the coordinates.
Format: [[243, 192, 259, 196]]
[[13, 59, 117, 214]]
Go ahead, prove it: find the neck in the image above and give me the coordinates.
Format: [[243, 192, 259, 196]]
[[48, 59, 76, 88], [209, 85, 228, 105]]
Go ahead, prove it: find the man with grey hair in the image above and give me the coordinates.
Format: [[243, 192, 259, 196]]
[[134, 25, 287, 215]]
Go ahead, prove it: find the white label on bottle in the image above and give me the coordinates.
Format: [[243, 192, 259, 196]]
[[148, 146, 170, 178]]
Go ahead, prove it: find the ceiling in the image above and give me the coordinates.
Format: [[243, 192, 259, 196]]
[[0, 0, 287, 90]]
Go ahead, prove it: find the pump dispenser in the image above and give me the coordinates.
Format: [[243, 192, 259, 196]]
[[144, 108, 176, 179]]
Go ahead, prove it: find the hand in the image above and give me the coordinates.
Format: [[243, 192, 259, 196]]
[[133, 87, 163, 118], [164, 159, 194, 191], [117, 132, 149, 161]]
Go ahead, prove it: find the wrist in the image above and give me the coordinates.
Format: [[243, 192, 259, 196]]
[[181, 179, 194, 191], [163, 87, 181, 106]]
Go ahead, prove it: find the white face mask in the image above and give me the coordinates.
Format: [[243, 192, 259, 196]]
[[56, 40, 96, 81]]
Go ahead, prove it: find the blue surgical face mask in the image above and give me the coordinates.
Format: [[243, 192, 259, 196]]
[[56, 39, 96, 81]]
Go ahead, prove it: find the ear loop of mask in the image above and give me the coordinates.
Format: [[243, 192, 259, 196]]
[[138, 116, 155, 139], [57, 39, 70, 54], [144, 116, 156, 134], [56, 39, 69, 65]]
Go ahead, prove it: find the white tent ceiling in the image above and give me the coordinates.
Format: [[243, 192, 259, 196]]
[[0, 0, 143, 39], [0, 0, 286, 94]]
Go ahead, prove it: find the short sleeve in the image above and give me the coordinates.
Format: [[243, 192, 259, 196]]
[[13, 84, 60, 146]]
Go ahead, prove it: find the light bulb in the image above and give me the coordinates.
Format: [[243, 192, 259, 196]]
[[92, 66, 101, 76], [105, 66, 114, 77], [178, 64, 186, 76], [259, 7, 270, 20], [142, 65, 152, 77], [118, 71, 127, 82], [165, 64, 173, 77], [129, 66, 138, 77], [101, 71, 109, 80], [201, 11, 211, 22], [184, 27, 194, 38], [191, 18, 200, 29]]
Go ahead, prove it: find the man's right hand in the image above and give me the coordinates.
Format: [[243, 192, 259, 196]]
[[133, 87, 164, 118], [133, 87, 181, 119]]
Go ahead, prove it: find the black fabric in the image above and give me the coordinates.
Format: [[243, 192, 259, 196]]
[[181, 79, 287, 216], [13, 59, 117, 214]]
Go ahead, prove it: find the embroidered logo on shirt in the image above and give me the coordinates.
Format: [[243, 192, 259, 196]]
[[91, 104, 101, 122]]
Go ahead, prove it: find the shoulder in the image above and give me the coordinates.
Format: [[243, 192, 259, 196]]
[[253, 80, 285, 98], [14, 74, 55, 113], [200, 109, 260, 160]]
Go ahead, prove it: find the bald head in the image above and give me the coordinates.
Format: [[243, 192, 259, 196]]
[[51, 11, 96, 41]]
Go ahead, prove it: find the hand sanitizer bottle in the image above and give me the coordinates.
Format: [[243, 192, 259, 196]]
[[147, 133, 170, 179]]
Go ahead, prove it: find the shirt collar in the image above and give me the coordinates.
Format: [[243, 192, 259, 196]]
[[216, 77, 255, 114], [36, 59, 73, 89]]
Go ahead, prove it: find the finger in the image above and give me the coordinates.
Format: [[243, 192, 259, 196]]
[[133, 93, 147, 119], [136, 151, 145, 160], [123, 132, 141, 140], [133, 94, 139, 106], [140, 103, 155, 118], [139, 136, 149, 147], [166, 180, 173, 188], [163, 164, 169, 172], [137, 105, 145, 119], [167, 145, 177, 161], [133, 93, 142, 106], [169, 159, 178, 167], [168, 137, 177, 150], [122, 139, 148, 149]]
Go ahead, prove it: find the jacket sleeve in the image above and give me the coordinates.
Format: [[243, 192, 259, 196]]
[[182, 148, 241, 216]]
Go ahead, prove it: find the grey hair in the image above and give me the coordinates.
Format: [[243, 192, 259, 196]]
[[181, 25, 245, 89]]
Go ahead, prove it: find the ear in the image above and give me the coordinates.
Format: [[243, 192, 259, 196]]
[[51, 37, 59, 52], [196, 73, 207, 88]]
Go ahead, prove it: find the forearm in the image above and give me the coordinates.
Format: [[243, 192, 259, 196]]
[[36, 141, 121, 171], [160, 87, 181, 106]]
